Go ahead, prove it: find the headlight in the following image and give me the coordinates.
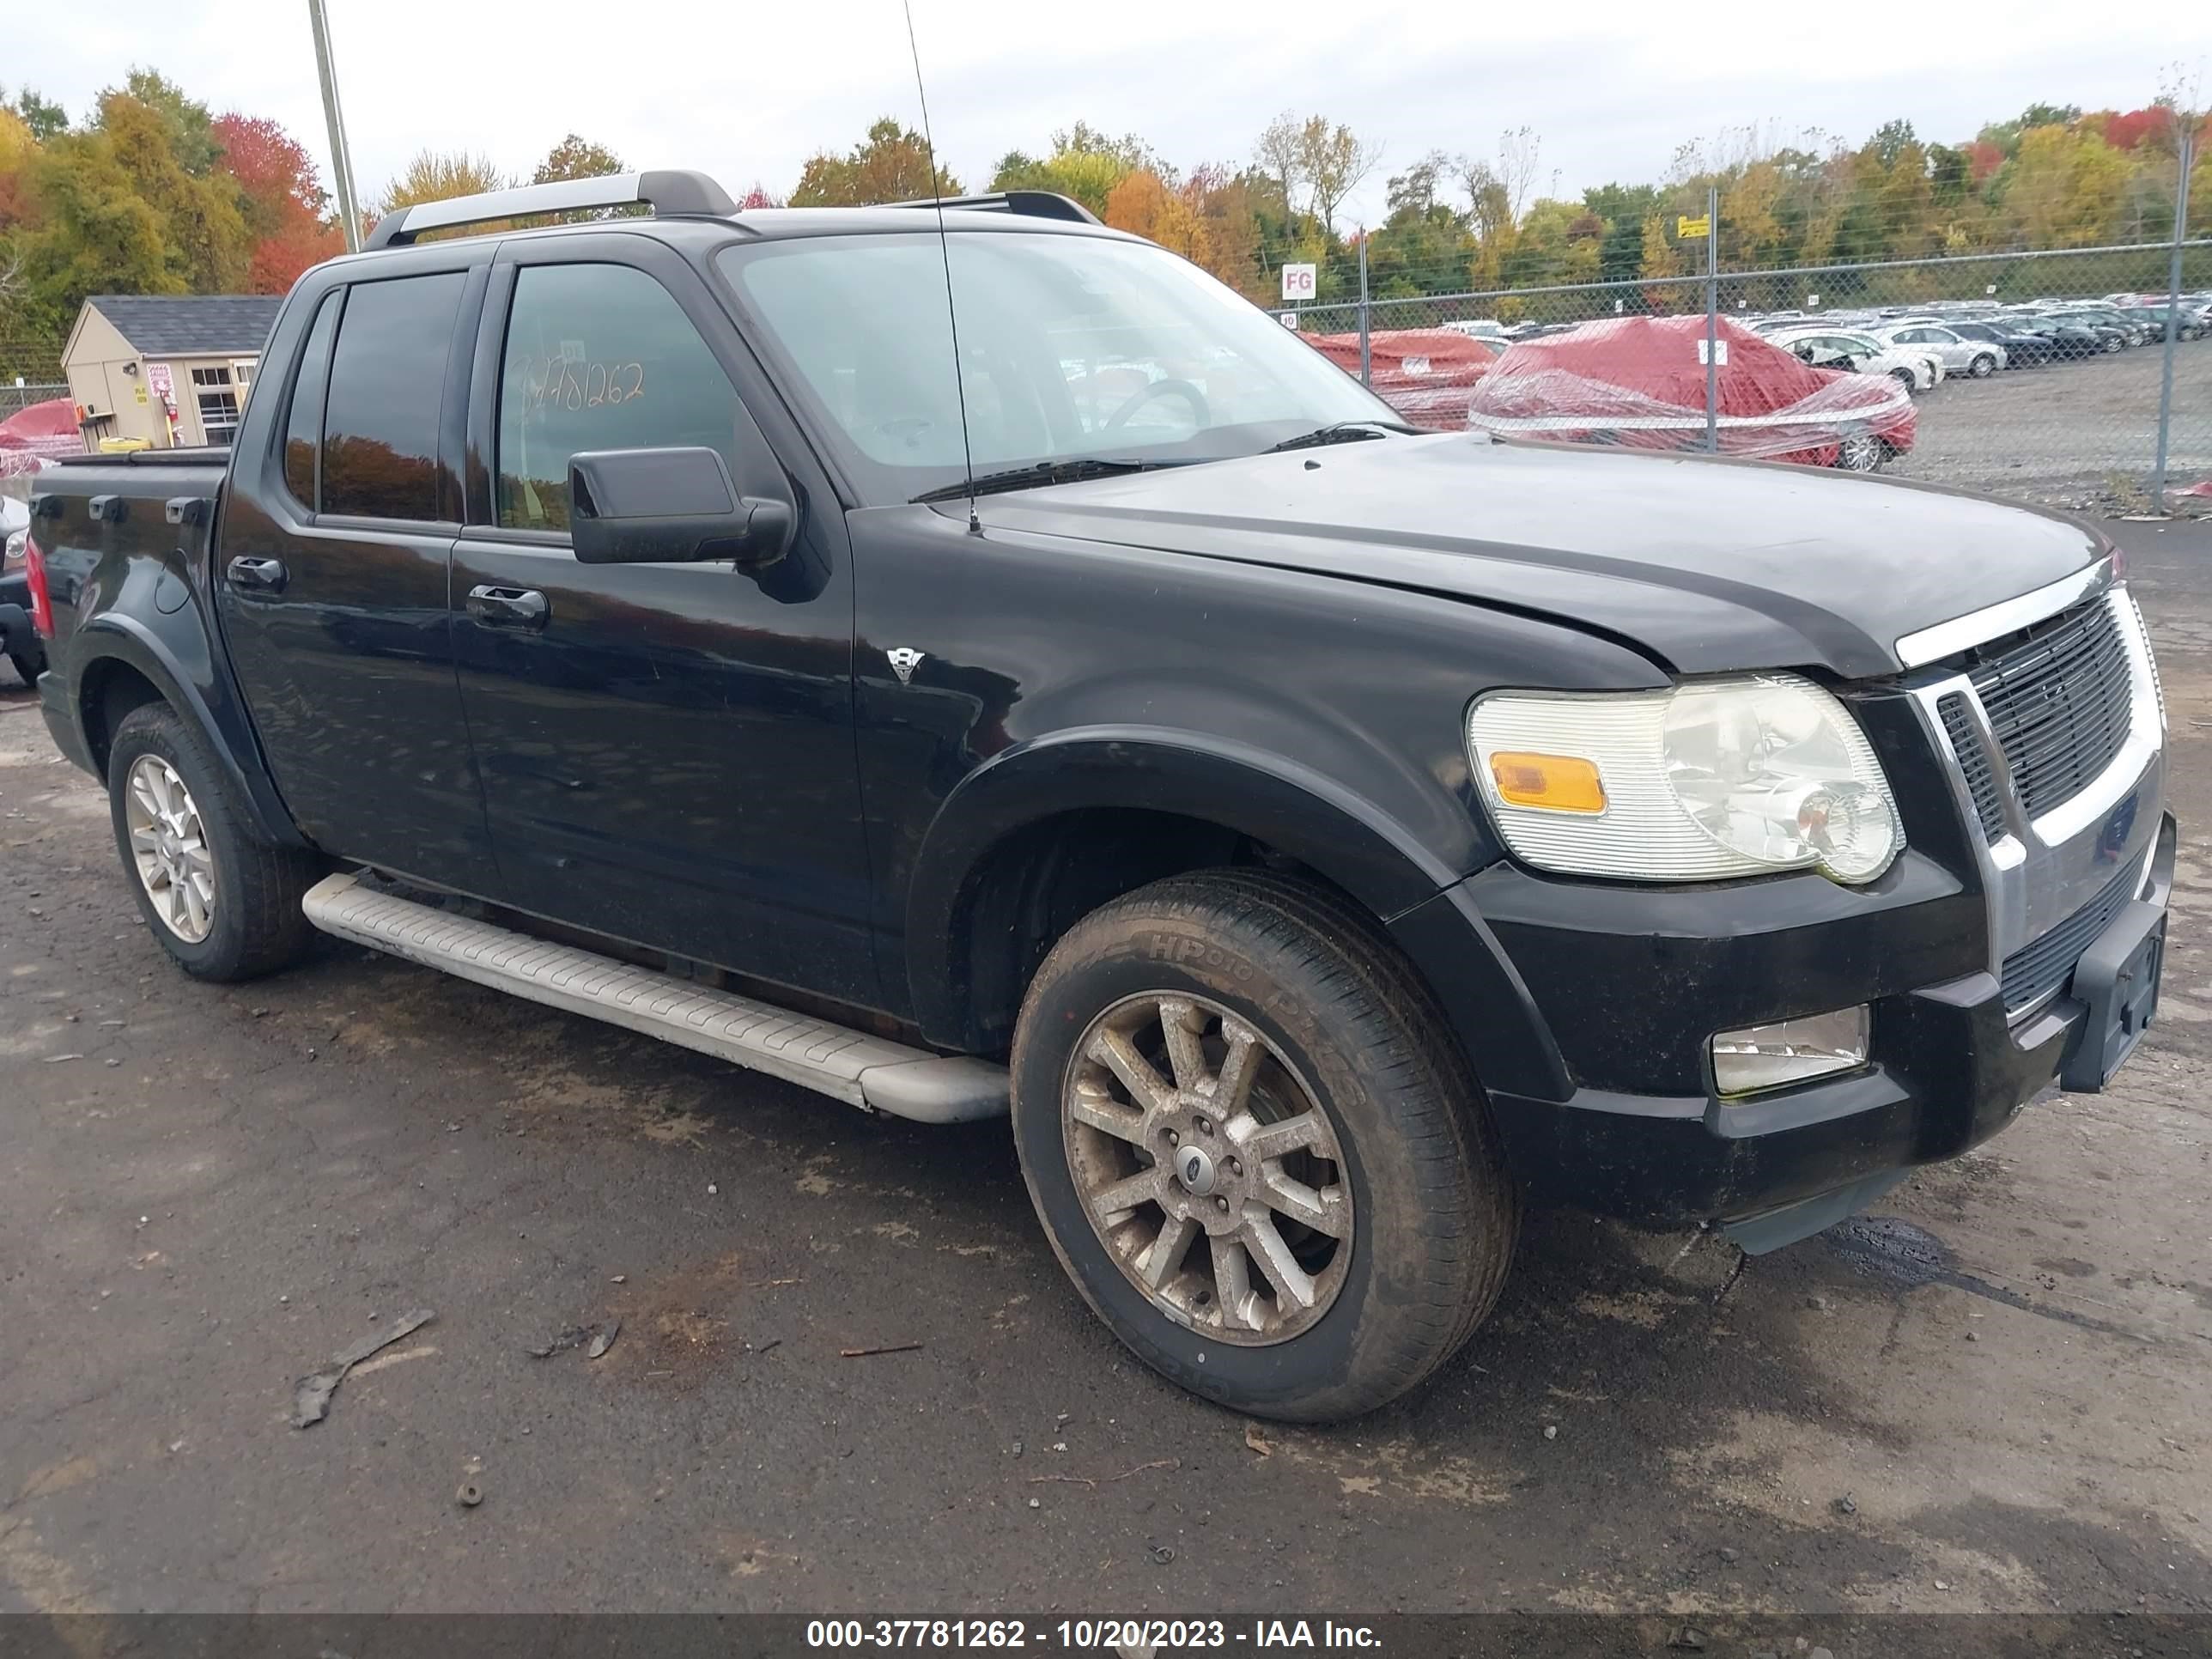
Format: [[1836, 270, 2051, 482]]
[[3, 529, 23, 571], [1468, 674, 1901, 884]]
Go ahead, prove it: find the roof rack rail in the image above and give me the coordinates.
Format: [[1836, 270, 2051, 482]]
[[364, 170, 739, 251], [885, 190, 1101, 227]]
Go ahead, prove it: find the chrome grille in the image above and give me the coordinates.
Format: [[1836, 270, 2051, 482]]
[[1969, 597, 2133, 817], [1999, 855, 2140, 1015], [1936, 692, 2006, 841]]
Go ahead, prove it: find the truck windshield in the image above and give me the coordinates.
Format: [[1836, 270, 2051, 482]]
[[716, 230, 1401, 505]]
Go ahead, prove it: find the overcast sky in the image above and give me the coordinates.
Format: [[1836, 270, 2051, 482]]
[[10, 0, 2200, 231]]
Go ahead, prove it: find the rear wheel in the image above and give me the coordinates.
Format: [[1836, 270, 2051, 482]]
[[1839, 434, 1883, 472], [1968, 353, 1996, 378], [1011, 870, 1517, 1421], [1890, 368, 1917, 389], [106, 702, 320, 981]]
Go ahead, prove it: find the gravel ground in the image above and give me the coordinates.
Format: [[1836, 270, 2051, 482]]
[[0, 524, 2209, 1626], [1888, 339, 2211, 510]]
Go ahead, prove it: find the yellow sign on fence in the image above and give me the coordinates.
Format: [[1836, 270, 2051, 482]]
[[1677, 215, 1711, 239]]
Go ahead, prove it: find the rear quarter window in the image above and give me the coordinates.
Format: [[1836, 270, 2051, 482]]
[[283, 292, 341, 510]]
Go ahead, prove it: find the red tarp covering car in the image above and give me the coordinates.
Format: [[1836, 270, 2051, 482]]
[[0, 398, 82, 477], [1465, 315, 1914, 470], [1311, 329, 1498, 430]]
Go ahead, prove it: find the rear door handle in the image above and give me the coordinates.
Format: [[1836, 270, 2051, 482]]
[[466, 584, 550, 629], [227, 556, 288, 592]]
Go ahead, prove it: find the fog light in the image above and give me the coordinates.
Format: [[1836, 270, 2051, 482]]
[[1711, 1006, 1869, 1097]]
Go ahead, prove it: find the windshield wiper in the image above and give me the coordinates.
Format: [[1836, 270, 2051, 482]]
[[911, 458, 1180, 504], [1264, 418, 1419, 453]]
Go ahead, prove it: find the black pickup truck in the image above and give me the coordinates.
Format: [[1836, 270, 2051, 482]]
[[21, 172, 2173, 1419]]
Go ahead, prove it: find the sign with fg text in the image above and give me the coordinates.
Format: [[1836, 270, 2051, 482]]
[[1280, 264, 1317, 301]]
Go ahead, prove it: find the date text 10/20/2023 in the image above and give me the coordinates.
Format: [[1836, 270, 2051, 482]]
[[805, 1620, 1383, 1649]]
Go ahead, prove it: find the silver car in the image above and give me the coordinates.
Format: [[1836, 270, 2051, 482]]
[[1876, 323, 2005, 379]]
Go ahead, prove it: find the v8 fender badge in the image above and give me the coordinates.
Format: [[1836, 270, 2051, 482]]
[[885, 647, 925, 685]]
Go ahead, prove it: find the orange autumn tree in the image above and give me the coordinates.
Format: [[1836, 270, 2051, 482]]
[[213, 112, 343, 291], [1104, 167, 1214, 270]]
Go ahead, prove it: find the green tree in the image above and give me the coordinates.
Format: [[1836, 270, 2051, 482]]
[[991, 125, 1149, 219], [375, 150, 507, 216], [99, 91, 248, 291], [1638, 213, 1681, 310], [789, 118, 956, 207], [107, 70, 220, 174], [2000, 123, 2131, 247], [532, 134, 625, 183], [17, 130, 179, 337], [3, 87, 67, 141], [1297, 117, 1377, 240]]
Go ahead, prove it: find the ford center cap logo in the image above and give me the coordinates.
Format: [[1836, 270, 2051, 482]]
[[1176, 1146, 1217, 1195]]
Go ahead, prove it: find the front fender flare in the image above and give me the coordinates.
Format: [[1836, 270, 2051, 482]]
[[903, 727, 1570, 1103]]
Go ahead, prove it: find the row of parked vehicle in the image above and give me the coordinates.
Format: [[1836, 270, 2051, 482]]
[[1440, 291, 2212, 397]]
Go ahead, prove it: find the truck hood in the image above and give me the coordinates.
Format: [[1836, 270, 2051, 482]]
[[970, 435, 2107, 678]]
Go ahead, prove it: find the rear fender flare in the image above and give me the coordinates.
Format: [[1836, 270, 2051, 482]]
[[71, 613, 308, 849]]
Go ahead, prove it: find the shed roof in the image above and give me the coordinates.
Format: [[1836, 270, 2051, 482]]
[[82, 295, 285, 357]]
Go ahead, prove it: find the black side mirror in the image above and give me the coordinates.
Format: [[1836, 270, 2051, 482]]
[[568, 447, 796, 568]]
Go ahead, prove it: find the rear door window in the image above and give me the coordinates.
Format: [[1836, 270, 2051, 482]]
[[320, 272, 466, 521]]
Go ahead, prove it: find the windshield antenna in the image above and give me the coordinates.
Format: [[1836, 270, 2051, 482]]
[[901, 0, 981, 534]]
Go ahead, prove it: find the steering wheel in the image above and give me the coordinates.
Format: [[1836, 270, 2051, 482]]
[[1103, 378, 1211, 432]]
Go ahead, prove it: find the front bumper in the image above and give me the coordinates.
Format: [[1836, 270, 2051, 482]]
[[1468, 811, 2172, 1229]]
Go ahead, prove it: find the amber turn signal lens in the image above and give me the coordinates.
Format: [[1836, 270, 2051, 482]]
[[1488, 751, 1607, 813]]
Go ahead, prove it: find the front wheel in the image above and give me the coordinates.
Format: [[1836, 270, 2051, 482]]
[[1891, 368, 1917, 390], [1839, 434, 1883, 472], [1011, 870, 1517, 1421], [106, 702, 321, 981]]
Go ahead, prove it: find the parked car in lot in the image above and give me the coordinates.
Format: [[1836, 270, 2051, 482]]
[[18, 172, 2177, 1420], [1941, 319, 2057, 368], [2128, 304, 2209, 343], [1437, 319, 1510, 343], [1468, 316, 1917, 469], [1876, 322, 2004, 378], [2036, 308, 2135, 350], [1311, 328, 1498, 429], [2004, 313, 2112, 360], [1767, 326, 1942, 392]]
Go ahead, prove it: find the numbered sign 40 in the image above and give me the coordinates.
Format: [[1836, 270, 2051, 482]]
[[1280, 263, 1317, 302]]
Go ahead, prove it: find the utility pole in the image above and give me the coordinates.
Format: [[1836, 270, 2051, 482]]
[[307, 0, 363, 253], [2151, 124, 2193, 510], [1357, 231, 1371, 388], [1704, 184, 1720, 454]]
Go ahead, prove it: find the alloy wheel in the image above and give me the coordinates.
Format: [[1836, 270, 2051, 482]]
[[125, 755, 216, 944], [1062, 992, 1352, 1346]]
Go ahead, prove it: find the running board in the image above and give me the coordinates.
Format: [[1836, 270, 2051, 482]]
[[301, 872, 1007, 1124]]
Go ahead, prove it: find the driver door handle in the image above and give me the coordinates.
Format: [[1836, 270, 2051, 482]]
[[466, 584, 550, 629], [227, 556, 288, 592]]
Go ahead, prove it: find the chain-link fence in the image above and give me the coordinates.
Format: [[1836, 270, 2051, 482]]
[[1292, 216, 2209, 514], [0, 381, 68, 421]]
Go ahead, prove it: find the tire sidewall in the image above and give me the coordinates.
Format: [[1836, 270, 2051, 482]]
[[1012, 910, 1440, 1417], [107, 708, 247, 978]]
